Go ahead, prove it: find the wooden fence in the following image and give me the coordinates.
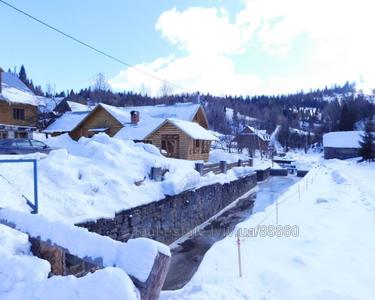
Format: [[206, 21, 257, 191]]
[[195, 159, 254, 176]]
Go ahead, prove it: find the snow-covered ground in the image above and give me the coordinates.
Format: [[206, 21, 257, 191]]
[[0, 134, 254, 224], [0, 224, 139, 300], [162, 158, 375, 299]]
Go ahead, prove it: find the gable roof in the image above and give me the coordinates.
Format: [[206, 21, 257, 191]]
[[241, 126, 271, 141], [43, 111, 90, 133], [102, 102, 205, 140], [144, 118, 218, 141], [0, 72, 40, 106], [67, 101, 89, 112]]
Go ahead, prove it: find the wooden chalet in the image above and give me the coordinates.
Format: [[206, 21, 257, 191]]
[[0, 68, 38, 139], [145, 118, 217, 161], [45, 102, 216, 161], [234, 126, 270, 152]]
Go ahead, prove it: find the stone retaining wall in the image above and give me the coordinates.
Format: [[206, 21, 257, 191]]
[[77, 173, 257, 245]]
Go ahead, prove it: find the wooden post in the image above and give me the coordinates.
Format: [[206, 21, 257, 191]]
[[236, 232, 242, 278], [151, 167, 162, 182], [237, 159, 242, 167], [220, 161, 227, 174], [195, 163, 204, 176], [133, 252, 171, 300], [275, 195, 278, 224], [249, 158, 253, 167]]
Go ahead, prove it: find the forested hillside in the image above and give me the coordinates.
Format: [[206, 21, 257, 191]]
[[12, 65, 375, 149]]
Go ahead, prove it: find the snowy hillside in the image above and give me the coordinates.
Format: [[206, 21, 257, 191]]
[[162, 158, 375, 300]]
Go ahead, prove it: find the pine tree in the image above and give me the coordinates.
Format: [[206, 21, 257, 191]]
[[339, 103, 355, 131], [359, 120, 375, 162], [18, 65, 28, 84]]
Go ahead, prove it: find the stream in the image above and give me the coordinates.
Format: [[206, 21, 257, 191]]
[[163, 175, 301, 291]]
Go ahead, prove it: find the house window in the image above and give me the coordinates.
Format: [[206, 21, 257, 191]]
[[194, 140, 200, 153], [202, 141, 210, 153], [15, 131, 28, 138], [0, 131, 7, 139], [13, 108, 25, 120]]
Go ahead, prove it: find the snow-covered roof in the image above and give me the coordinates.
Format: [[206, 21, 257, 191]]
[[67, 101, 89, 112], [164, 118, 218, 141], [323, 131, 364, 148], [104, 102, 204, 140], [101, 102, 201, 124], [44, 111, 90, 133], [115, 118, 165, 140], [244, 126, 271, 141], [0, 72, 40, 106]]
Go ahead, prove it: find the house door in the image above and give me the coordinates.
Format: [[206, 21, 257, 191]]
[[161, 134, 180, 158]]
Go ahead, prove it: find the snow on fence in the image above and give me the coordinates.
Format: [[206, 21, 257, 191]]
[[195, 159, 254, 176], [0, 208, 171, 300]]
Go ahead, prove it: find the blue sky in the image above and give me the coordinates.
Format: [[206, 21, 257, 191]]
[[1, 0, 374, 96]]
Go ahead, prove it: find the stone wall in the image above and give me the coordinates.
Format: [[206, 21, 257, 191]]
[[255, 168, 270, 181], [77, 173, 257, 245], [270, 168, 288, 176]]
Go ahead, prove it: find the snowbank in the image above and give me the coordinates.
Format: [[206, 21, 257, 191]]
[[162, 159, 375, 299], [208, 149, 249, 163], [0, 134, 253, 224], [0, 224, 139, 300], [0, 208, 170, 282]]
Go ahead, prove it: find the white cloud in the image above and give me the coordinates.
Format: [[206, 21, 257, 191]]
[[110, 0, 375, 96]]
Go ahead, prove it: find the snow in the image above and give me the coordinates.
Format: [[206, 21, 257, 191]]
[[0, 72, 56, 109], [0, 72, 39, 106], [225, 108, 258, 123], [0, 224, 139, 300], [43, 111, 90, 133], [166, 119, 218, 141], [0, 133, 250, 224], [67, 101, 89, 112], [209, 149, 249, 163], [106, 103, 206, 141], [323, 131, 363, 148], [244, 126, 270, 141], [102, 102, 201, 125], [162, 158, 375, 299], [0, 208, 170, 282], [289, 127, 313, 136]]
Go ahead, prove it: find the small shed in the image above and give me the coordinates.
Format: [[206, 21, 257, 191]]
[[234, 126, 270, 151], [323, 131, 363, 159], [145, 119, 218, 161]]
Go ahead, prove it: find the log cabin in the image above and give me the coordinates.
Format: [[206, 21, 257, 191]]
[[0, 68, 39, 139], [233, 126, 270, 152], [45, 102, 217, 160]]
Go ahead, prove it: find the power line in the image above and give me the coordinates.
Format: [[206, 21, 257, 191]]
[[0, 0, 188, 92]]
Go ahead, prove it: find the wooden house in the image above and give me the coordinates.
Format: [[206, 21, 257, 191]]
[[0, 68, 38, 139], [54, 99, 89, 115], [145, 119, 217, 160], [45, 102, 216, 160], [323, 131, 363, 159], [234, 126, 270, 152]]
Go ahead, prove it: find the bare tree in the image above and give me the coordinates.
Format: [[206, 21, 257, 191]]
[[92, 73, 110, 91], [159, 80, 174, 98]]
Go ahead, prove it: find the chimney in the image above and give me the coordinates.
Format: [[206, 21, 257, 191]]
[[0, 67, 4, 94], [130, 110, 140, 124]]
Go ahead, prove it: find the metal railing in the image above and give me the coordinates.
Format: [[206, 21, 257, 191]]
[[0, 159, 38, 213]]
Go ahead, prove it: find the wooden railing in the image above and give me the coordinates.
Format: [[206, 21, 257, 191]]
[[195, 159, 254, 176]]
